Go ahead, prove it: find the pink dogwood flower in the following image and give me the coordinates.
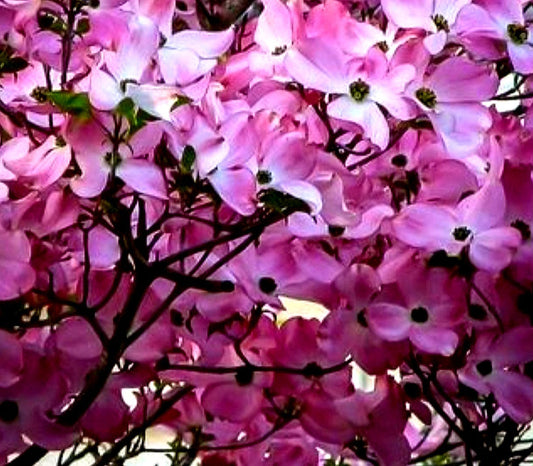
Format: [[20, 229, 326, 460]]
[[410, 56, 498, 157], [159, 27, 234, 87], [457, 0, 533, 74], [459, 327, 533, 423], [67, 118, 167, 199], [250, 0, 304, 77], [286, 44, 415, 149], [393, 181, 522, 273], [319, 264, 410, 374], [1, 135, 70, 190], [0, 229, 35, 301], [0, 347, 76, 460], [382, 0, 471, 53], [336, 376, 410, 466], [367, 264, 466, 356], [89, 15, 182, 120]]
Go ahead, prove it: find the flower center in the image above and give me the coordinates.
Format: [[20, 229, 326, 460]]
[[256, 170, 273, 185], [404, 382, 422, 399], [272, 45, 287, 56], [376, 41, 389, 52], [31, 86, 49, 103], [0, 400, 18, 423], [357, 309, 368, 328], [415, 87, 437, 109], [476, 359, 493, 376], [170, 309, 184, 326], [258, 276, 277, 294], [328, 225, 345, 237], [349, 79, 370, 102], [511, 219, 531, 240], [104, 151, 122, 169], [235, 366, 254, 386], [507, 23, 528, 45], [432, 14, 450, 33], [391, 154, 408, 167], [410, 306, 429, 323], [453, 226, 472, 241], [468, 304, 487, 321]]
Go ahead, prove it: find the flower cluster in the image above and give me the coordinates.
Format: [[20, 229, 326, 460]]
[[0, 0, 533, 464]]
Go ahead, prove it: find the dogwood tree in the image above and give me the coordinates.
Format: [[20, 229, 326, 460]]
[[0, 0, 533, 464]]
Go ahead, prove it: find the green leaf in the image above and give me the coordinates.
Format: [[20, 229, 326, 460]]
[[170, 95, 192, 112], [181, 145, 196, 173], [258, 188, 311, 215], [47, 91, 92, 120], [0, 45, 14, 63], [75, 17, 91, 35], [115, 97, 137, 126], [422, 453, 452, 465], [0, 57, 28, 75]]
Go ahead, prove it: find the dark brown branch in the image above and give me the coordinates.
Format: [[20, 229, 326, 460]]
[[92, 385, 194, 466]]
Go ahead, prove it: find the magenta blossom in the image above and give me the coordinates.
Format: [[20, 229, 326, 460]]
[[367, 263, 466, 356], [286, 44, 415, 149], [393, 181, 522, 273], [459, 327, 533, 423]]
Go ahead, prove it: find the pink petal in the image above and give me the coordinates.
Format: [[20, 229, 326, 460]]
[[346, 204, 394, 239], [434, 0, 471, 24], [372, 83, 414, 120], [423, 31, 447, 54], [159, 28, 234, 85], [88, 226, 120, 269], [381, 0, 433, 29], [490, 371, 533, 424], [292, 241, 343, 283], [392, 203, 457, 250], [89, 68, 123, 111], [263, 133, 313, 182], [81, 387, 129, 441], [328, 97, 389, 149], [165, 27, 234, 58], [54, 317, 103, 360], [209, 167, 256, 216], [479, 0, 523, 26], [430, 103, 492, 157], [284, 42, 347, 94], [409, 326, 458, 356], [458, 362, 491, 396], [300, 390, 356, 444], [492, 327, 533, 367], [254, 0, 292, 52], [201, 383, 263, 422], [458, 182, 506, 231], [0, 183, 8, 201], [367, 303, 411, 342], [29, 144, 71, 189], [28, 408, 78, 450], [159, 48, 201, 85], [0, 137, 30, 176], [71, 151, 109, 198], [276, 179, 323, 214], [126, 84, 181, 121], [0, 330, 23, 387], [109, 15, 159, 81], [469, 227, 521, 273], [0, 231, 35, 300], [508, 42, 533, 75], [116, 159, 167, 199], [429, 57, 498, 103], [455, 5, 502, 38], [124, 321, 174, 363]]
